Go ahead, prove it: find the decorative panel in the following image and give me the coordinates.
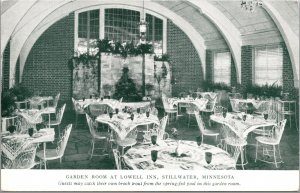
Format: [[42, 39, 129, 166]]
[[72, 60, 99, 99]]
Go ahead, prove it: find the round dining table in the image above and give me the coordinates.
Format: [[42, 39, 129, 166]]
[[123, 140, 236, 170]]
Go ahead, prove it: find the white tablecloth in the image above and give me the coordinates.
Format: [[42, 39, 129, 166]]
[[1, 128, 55, 161], [124, 140, 235, 170], [96, 112, 159, 140], [168, 98, 208, 111], [210, 112, 276, 138], [28, 96, 53, 108], [15, 108, 55, 125]]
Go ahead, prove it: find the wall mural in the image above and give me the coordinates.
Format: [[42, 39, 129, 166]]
[[72, 60, 99, 99], [71, 54, 171, 99], [100, 53, 171, 98]]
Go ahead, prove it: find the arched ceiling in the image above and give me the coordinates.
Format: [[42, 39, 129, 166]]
[[1, 0, 299, 87]]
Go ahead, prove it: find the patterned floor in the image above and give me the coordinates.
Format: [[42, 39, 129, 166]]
[[40, 106, 299, 170]]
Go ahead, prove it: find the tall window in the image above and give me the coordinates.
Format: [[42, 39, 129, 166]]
[[146, 14, 163, 55], [213, 51, 231, 85], [76, 8, 166, 54], [78, 10, 99, 55], [254, 45, 283, 86], [105, 9, 140, 44]]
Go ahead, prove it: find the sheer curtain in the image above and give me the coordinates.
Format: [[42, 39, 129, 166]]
[[254, 45, 283, 86], [213, 52, 231, 85]]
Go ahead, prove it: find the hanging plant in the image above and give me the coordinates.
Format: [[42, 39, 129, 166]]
[[154, 54, 169, 62]]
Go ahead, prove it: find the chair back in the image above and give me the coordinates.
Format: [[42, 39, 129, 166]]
[[53, 93, 60, 108], [1, 116, 19, 132], [112, 149, 121, 170], [56, 124, 72, 157], [157, 116, 168, 140], [194, 111, 206, 134], [17, 117, 36, 134], [89, 104, 111, 117], [12, 143, 38, 169], [214, 105, 227, 115], [256, 100, 271, 114], [178, 92, 187, 98], [15, 100, 30, 110], [162, 96, 172, 111], [56, 104, 66, 123], [205, 96, 217, 112], [230, 99, 240, 112], [86, 114, 97, 137], [186, 103, 199, 114], [2, 143, 38, 169], [72, 98, 85, 114], [232, 146, 242, 168], [272, 119, 287, 144]]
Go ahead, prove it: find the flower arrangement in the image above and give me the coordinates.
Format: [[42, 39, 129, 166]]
[[154, 54, 169, 62], [1, 84, 32, 117], [69, 39, 154, 68], [93, 39, 153, 58]]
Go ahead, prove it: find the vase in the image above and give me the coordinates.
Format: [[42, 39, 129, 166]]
[[175, 140, 183, 157]]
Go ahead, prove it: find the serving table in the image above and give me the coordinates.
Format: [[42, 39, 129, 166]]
[[124, 140, 236, 170]]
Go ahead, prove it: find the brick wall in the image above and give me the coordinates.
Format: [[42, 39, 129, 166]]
[[22, 13, 74, 106], [205, 50, 213, 83], [167, 20, 204, 96], [2, 41, 10, 90], [282, 42, 294, 92], [241, 45, 253, 90], [15, 57, 20, 84], [230, 55, 237, 86]]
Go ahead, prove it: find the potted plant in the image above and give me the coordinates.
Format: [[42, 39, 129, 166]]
[[1, 89, 17, 117], [213, 82, 231, 109], [10, 84, 32, 101], [202, 80, 213, 92], [145, 83, 155, 97]]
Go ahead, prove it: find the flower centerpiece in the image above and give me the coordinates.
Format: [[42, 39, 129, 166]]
[[170, 128, 182, 157]]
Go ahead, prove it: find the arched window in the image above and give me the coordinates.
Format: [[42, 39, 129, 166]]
[[75, 7, 165, 56]]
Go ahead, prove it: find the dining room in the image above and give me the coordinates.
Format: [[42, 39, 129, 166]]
[[1, 0, 299, 172]]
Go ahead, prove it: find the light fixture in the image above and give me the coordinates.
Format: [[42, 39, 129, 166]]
[[241, 0, 263, 12], [139, 0, 147, 44]]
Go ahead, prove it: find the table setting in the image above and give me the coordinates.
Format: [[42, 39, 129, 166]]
[[96, 110, 160, 140], [1, 128, 55, 161], [210, 111, 277, 138], [28, 96, 53, 109], [123, 139, 236, 170], [168, 97, 208, 111]]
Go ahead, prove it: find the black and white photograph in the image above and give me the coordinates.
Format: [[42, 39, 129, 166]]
[[0, 0, 299, 191]]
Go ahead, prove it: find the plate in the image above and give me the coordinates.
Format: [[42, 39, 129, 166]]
[[33, 133, 43, 138]]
